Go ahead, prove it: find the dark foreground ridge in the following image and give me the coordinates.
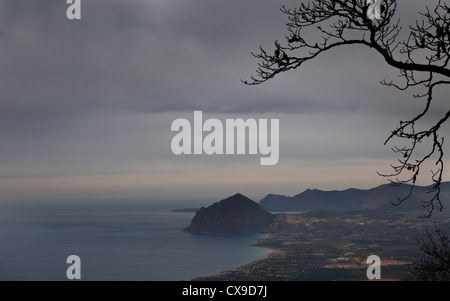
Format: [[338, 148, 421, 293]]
[[184, 193, 274, 233]]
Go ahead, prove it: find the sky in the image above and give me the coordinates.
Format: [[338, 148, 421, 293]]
[[0, 0, 449, 204]]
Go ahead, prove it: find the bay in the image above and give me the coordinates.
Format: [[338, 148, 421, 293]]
[[0, 202, 269, 280]]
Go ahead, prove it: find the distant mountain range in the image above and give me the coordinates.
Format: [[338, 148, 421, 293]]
[[260, 182, 450, 212], [183, 183, 450, 233]]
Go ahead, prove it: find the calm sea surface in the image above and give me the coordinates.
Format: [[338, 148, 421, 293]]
[[0, 202, 269, 280]]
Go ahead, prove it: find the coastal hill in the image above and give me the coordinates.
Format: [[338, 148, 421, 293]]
[[260, 182, 450, 212], [184, 193, 274, 233]]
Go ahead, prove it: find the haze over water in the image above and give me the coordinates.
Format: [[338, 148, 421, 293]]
[[0, 201, 269, 280]]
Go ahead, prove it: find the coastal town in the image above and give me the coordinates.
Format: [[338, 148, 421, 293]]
[[192, 203, 450, 280]]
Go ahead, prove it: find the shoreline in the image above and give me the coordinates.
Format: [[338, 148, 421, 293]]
[[191, 236, 282, 281], [188, 206, 447, 281]]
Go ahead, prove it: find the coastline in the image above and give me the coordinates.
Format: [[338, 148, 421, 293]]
[[186, 198, 450, 281], [189, 208, 431, 280], [191, 236, 283, 281]]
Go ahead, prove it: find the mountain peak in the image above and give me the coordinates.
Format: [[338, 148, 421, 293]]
[[227, 193, 250, 201], [184, 193, 273, 233]]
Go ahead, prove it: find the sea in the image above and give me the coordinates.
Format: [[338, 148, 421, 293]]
[[0, 200, 270, 281]]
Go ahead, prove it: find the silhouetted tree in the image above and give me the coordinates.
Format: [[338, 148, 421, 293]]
[[410, 225, 450, 280], [244, 0, 449, 218]]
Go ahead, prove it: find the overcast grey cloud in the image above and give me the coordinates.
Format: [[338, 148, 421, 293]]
[[0, 0, 448, 202]]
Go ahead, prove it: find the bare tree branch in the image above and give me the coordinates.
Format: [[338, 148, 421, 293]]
[[244, 0, 449, 217]]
